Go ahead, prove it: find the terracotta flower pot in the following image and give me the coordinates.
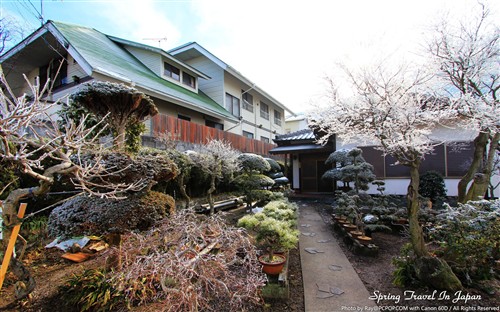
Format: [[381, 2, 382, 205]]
[[356, 235, 372, 245], [333, 215, 346, 221], [349, 230, 363, 238], [343, 224, 357, 231], [258, 254, 287, 275]]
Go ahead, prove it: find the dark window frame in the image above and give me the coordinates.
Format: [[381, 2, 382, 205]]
[[242, 91, 254, 112], [358, 142, 473, 179], [260, 101, 269, 120], [243, 130, 254, 139], [178, 114, 191, 121], [225, 93, 240, 117], [205, 119, 224, 130], [164, 62, 180, 81], [182, 72, 196, 88], [274, 109, 282, 126]]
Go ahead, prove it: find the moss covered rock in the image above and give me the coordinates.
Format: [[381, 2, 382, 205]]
[[414, 256, 462, 291]]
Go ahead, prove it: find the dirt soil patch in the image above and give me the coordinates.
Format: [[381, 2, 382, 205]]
[[316, 200, 500, 309]]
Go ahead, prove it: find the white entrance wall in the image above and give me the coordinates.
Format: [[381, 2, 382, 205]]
[[293, 157, 300, 189]]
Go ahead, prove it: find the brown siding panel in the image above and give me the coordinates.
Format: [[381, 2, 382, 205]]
[[420, 144, 445, 175], [385, 154, 411, 177], [360, 146, 385, 178], [446, 142, 474, 177], [152, 113, 276, 155]]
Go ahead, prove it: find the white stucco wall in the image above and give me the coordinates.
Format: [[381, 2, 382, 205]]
[[364, 177, 499, 198], [284, 116, 308, 133], [223, 72, 284, 138], [293, 157, 300, 189]]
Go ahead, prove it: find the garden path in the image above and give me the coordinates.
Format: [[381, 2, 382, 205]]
[[298, 201, 378, 312]]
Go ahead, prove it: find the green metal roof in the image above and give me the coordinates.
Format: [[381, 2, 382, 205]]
[[50, 21, 235, 120]]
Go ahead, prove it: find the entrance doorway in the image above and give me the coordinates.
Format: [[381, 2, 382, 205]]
[[300, 153, 332, 193]]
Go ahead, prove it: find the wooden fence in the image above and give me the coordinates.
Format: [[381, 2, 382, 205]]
[[151, 114, 277, 156]]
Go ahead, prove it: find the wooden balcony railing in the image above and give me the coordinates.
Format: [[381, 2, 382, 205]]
[[151, 114, 277, 156]]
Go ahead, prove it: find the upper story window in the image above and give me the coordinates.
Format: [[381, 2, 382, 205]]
[[164, 62, 180, 81], [225, 93, 240, 117], [261, 136, 269, 143], [260, 101, 269, 120], [178, 114, 191, 121], [40, 57, 68, 90], [206, 119, 224, 130], [182, 72, 196, 88], [242, 91, 253, 112], [274, 109, 282, 126], [243, 131, 254, 139]]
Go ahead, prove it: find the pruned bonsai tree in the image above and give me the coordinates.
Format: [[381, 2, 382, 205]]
[[187, 140, 240, 215], [138, 147, 193, 208], [237, 199, 299, 262], [0, 71, 147, 301], [234, 153, 275, 208], [264, 157, 289, 189], [419, 170, 447, 208], [67, 81, 158, 153], [322, 148, 375, 193]]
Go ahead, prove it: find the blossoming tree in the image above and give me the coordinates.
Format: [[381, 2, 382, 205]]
[[427, 4, 499, 202], [310, 63, 462, 290]]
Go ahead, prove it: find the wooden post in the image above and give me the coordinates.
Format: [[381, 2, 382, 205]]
[[0, 203, 27, 291]]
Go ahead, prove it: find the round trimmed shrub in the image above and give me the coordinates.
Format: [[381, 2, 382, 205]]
[[238, 153, 271, 173], [48, 191, 175, 238], [419, 171, 446, 204]]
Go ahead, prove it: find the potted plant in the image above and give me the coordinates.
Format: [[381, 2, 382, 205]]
[[351, 204, 373, 244], [238, 210, 299, 275]]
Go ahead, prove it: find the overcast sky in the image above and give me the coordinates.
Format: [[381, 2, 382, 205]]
[[2, 0, 499, 115]]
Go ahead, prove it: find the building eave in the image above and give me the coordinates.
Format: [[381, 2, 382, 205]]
[[108, 36, 211, 80], [91, 68, 237, 122], [225, 65, 295, 115], [169, 42, 296, 116], [168, 42, 227, 69]]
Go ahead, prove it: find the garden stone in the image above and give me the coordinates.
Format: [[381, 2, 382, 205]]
[[363, 214, 379, 224], [304, 247, 324, 254], [328, 265, 343, 271], [414, 256, 462, 291]]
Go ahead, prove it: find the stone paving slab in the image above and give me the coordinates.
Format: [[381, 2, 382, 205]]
[[298, 202, 378, 312]]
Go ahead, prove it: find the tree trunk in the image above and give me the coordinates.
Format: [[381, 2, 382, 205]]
[[1, 188, 44, 303], [464, 132, 500, 202], [2, 161, 72, 248], [177, 174, 190, 209], [207, 174, 216, 215], [407, 163, 462, 290], [458, 132, 488, 203], [114, 123, 127, 151], [407, 163, 428, 257], [2, 186, 49, 249], [464, 173, 488, 202]]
